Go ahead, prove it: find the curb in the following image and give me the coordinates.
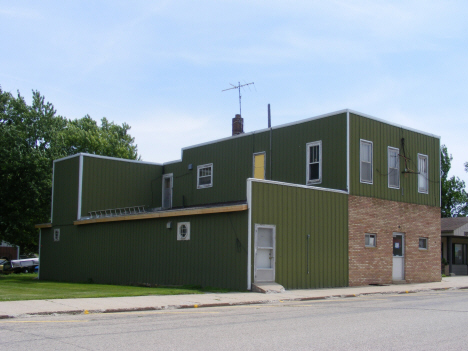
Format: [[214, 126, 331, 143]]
[[3, 285, 468, 320]]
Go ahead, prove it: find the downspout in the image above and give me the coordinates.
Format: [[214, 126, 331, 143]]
[[268, 104, 272, 180], [77, 154, 84, 220], [247, 179, 252, 290], [51, 161, 55, 223], [346, 110, 350, 193]]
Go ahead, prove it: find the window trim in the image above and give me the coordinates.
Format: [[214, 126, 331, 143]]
[[197, 163, 213, 189], [388, 146, 400, 189], [360, 139, 373, 184], [418, 153, 428, 194], [365, 233, 377, 247], [418, 237, 428, 250], [306, 140, 322, 185], [177, 222, 190, 241], [252, 152, 266, 179]]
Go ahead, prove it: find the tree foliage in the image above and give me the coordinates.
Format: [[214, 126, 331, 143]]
[[0, 87, 139, 253], [441, 145, 468, 217]]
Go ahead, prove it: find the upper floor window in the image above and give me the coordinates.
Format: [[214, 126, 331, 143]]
[[306, 141, 322, 184], [388, 147, 400, 189], [360, 140, 373, 184], [197, 163, 213, 189], [418, 154, 428, 194]]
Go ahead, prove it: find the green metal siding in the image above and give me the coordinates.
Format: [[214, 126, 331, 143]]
[[251, 181, 348, 289], [40, 211, 249, 290], [349, 114, 440, 207], [81, 156, 163, 217], [163, 112, 347, 208], [52, 156, 80, 226], [270, 113, 347, 190], [164, 134, 266, 208]]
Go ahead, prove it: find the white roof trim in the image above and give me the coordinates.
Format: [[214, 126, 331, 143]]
[[180, 109, 440, 155], [53, 153, 162, 166], [181, 109, 349, 153], [347, 109, 441, 139], [163, 159, 182, 165], [248, 178, 348, 195]]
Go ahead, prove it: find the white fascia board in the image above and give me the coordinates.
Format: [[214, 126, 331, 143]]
[[53, 153, 81, 164], [181, 109, 440, 157], [163, 159, 182, 166], [181, 109, 350, 153], [248, 178, 349, 195], [54, 153, 162, 166], [347, 109, 441, 139]]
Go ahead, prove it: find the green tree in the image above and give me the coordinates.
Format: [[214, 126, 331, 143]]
[[441, 145, 468, 217], [0, 87, 139, 253]]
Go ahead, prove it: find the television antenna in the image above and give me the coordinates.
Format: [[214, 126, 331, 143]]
[[222, 81, 255, 116]]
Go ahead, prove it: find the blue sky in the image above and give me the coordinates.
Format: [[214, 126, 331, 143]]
[[1, 1, 467, 184]]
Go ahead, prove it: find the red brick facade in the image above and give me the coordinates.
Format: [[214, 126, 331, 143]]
[[348, 195, 441, 286]]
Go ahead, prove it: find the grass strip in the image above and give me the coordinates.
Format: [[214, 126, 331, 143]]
[[0, 274, 229, 301]]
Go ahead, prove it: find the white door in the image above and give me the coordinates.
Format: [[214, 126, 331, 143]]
[[254, 225, 275, 282], [162, 174, 173, 210], [392, 233, 405, 280]]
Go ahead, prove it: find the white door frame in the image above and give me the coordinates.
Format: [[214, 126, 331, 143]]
[[162, 174, 173, 210], [254, 224, 276, 283]]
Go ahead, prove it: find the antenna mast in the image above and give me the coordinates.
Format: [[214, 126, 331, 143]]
[[222, 81, 254, 116]]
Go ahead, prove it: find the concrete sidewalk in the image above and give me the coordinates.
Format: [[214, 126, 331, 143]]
[[2, 276, 468, 319]]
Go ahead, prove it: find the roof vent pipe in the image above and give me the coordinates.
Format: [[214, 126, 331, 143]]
[[232, 114, 244, 136], [268, 104, 271, 128]]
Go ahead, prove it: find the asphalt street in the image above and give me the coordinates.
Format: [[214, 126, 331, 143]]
[[1, 289, 467, 350]]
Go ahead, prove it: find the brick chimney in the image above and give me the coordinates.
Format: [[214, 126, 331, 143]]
[[232, 114, 244, 136]]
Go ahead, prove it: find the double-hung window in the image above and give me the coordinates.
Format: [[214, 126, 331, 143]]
[[418, 154, 428, 194], [306, 141, 322, 184], [360, 140, 373, 184], [197, 163, 213, 189], [388, 147, 400, 189]]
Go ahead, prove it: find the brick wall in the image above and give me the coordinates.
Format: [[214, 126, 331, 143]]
[[348, 195, 441, 286]]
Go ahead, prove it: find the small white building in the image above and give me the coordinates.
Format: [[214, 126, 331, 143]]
[[441, 217, 468, 275]]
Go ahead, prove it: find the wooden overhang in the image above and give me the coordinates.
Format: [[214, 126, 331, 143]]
[[35, 223, 52, 229], [74, 203, 248, 226]]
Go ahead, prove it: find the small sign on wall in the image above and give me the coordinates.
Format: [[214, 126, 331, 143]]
[[53, 229, 60, 242]]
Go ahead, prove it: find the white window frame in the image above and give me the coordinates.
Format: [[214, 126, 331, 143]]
[[306, 141, 322, 185], [197, 163, 213, 189], [365, 233, 377, 247], [360, 139, 373, 184], [388, 146, 400, 189], [419, 237, 428, 250], [418, 154, 428, 194], [177, 222, 190, 241]]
